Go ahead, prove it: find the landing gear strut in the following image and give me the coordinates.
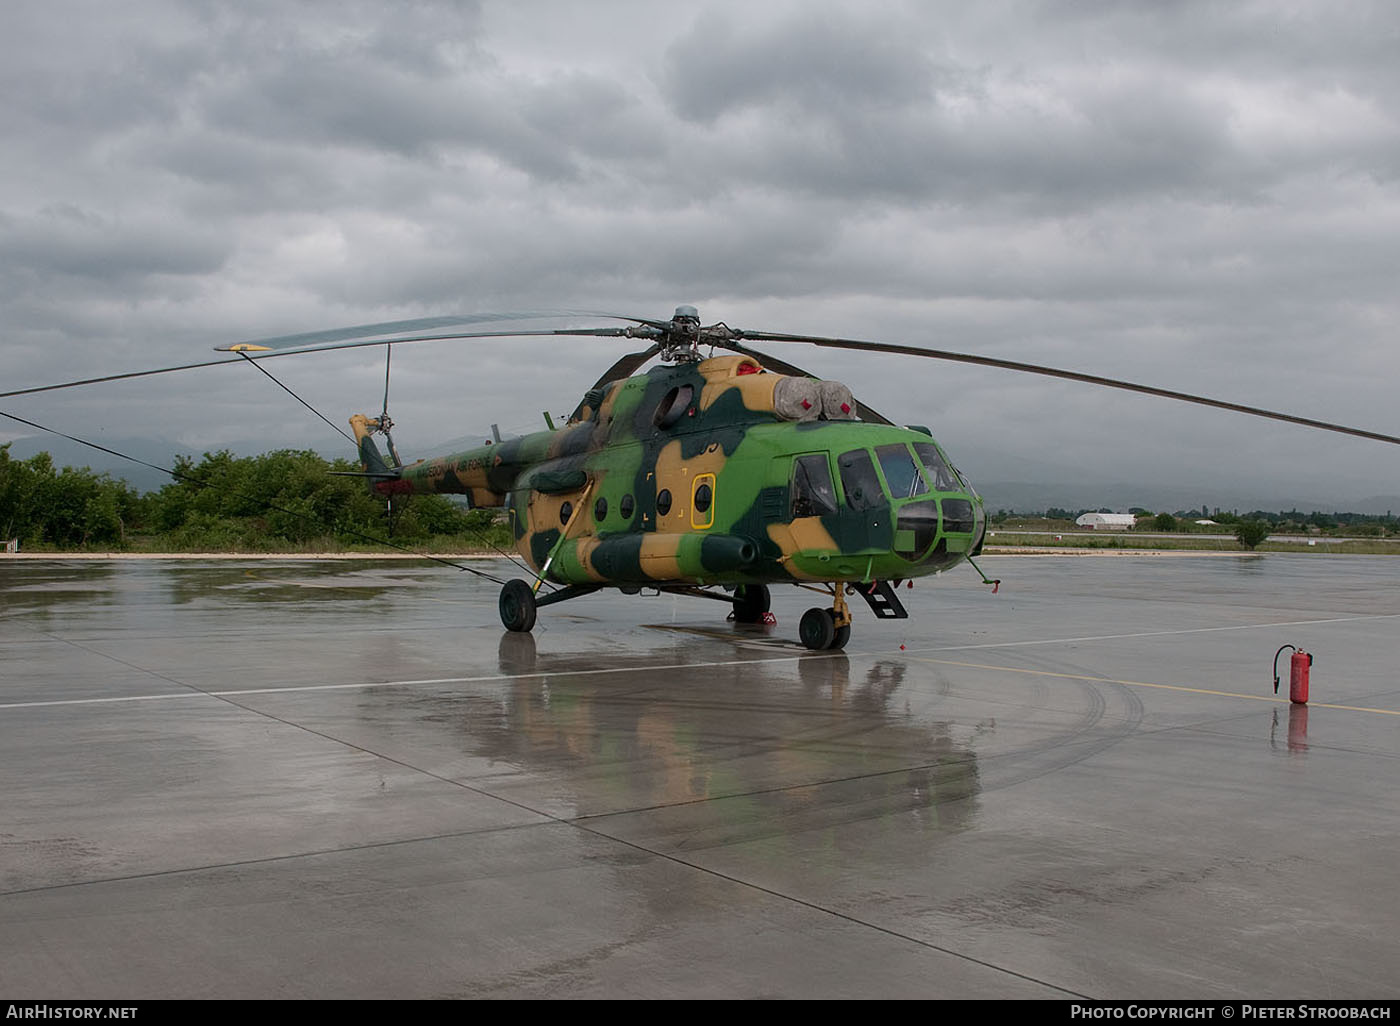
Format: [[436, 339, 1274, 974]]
[[498, 579, 602, 632], [800, 585, 851, 651]]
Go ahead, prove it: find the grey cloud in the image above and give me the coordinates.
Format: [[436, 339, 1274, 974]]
[[0, 205, 230, 284], [661, 7, 936, 124], [656, 2, 1397, 211]]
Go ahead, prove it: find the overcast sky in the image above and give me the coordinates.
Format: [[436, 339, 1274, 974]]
[[4, 0, 1399, 507]]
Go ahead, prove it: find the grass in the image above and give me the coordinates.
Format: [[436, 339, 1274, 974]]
[[983, 531, 1400, 554]]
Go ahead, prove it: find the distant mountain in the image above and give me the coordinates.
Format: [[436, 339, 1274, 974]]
[[1354, 496, 1400, 517], [5, 434, 186, 493]]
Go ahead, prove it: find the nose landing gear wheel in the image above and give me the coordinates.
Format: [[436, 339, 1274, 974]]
[[499, 579, 538, 633]]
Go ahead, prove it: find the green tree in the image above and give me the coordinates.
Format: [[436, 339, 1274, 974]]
[[144, 448, 456, 549], [1235, 520, 1270, 550], [0, 447, 135, 547], [1153, 512, 1177, 532], [3, 444, 512, 553], [0, 444, 40, 541]]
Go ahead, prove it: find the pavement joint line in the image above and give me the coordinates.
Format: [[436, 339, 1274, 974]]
[[902, 611, 1400, 656], [5, 610, 1399, 712], [0, 654, 829, 710], [907, 656, 1400, 716]]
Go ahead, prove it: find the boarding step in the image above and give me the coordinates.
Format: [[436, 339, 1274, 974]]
[[855, 580, 908, 620]]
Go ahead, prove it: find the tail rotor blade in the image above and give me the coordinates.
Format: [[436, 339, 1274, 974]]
[[380, 343, 402, 468]]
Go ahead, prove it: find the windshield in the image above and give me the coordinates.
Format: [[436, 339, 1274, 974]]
[[876, 444, 928, 500], [913, 442, 959, 492]]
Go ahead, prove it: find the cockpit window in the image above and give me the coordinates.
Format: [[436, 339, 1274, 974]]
[[791, 454, 838, 519], [913, 442, 959, 492], [837, 449, 884, 511], [876, 444, 928, 499]]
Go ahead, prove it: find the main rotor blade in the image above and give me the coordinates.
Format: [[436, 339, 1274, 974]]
[[214, 311, 657, 352], [1, 320, 652, 400], [737, 330, 1400, 447], [588, 344, 662, 390]]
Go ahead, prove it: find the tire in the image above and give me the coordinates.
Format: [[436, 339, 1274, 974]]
[[830, 623, 850, 651], [731, 584, 771, 624], [799, 607, 836, 650], [499, 579, 538, 633]]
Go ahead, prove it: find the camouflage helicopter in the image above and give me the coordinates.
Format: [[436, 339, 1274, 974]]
[[209, 305, 976, 650], [206, 305, 1400, 651]]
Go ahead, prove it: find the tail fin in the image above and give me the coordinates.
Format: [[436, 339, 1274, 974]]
[[348, 414, 401, 481]]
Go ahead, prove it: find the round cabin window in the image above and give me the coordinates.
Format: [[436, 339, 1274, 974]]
[[656, 489, 673, 516], [594, 496, 608, 521], [620, 494, 635, 519], [694, 482, 712, 514], [559, 501, 573, 526]]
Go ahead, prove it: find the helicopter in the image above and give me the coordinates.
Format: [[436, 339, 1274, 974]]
[[208, 305, 979, 651], [199, 304, 1400, 652]]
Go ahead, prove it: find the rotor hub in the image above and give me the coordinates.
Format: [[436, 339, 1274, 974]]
[[661, 305, 703, 362]]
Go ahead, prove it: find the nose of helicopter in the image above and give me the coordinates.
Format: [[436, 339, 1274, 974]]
[[890, 490, 985, 566]]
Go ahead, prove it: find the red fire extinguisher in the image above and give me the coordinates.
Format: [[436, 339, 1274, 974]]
[[1273, 645, 1312, 704]]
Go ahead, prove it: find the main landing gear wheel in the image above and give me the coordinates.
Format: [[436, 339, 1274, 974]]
[[800, 607, 836, 650], [499, 579, 537, 633], [731, 584, 771, 624], [800, 596, 851, 651]]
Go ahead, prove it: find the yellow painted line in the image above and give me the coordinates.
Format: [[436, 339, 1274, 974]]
[[907, 656, 1400, 717]]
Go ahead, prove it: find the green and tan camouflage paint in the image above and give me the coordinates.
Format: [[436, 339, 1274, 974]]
[[353, 355, 985, 587]]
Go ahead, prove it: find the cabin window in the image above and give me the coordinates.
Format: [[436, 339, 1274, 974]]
[[942, 498, 976, 534], [790, 454, 838, 518], [895, 500, 940, 559], [876, 444, 928, 499], [594, 496, 608, 522], [652, 385, 694, 430], [837, 449, 884, 511], [620, 494, 635, 520], [913, 442, 958, 492], [656, 489, 673, 516], [692, 475, 715, 529], [559, 501, 573, 526]]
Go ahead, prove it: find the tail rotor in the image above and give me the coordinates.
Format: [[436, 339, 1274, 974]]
[[379, 343, 403, 470]]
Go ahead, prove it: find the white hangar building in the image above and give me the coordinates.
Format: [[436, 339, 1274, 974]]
[[1075, 513, 1138, 530]]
